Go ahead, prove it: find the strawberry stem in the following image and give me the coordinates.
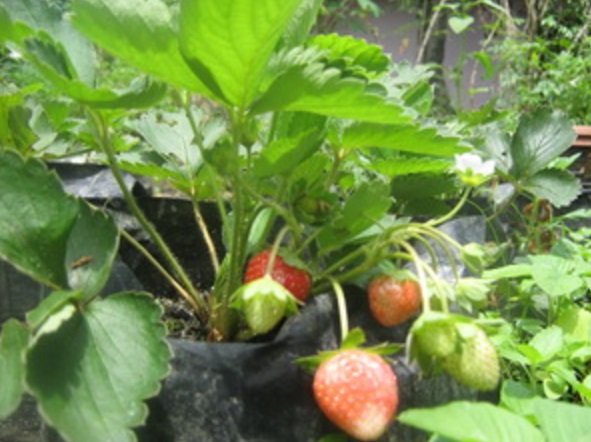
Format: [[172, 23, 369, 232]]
[[330, 278, 349, 344], [266, 226, 291, 276], [427, 187, 471, 228], [399, 240, 432, 314]]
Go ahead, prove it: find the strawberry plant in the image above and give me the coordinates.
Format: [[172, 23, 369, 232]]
[[0, 0, 587, 440]]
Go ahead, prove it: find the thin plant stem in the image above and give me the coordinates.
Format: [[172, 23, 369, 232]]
[[119, 229, 203, 313], [266, 226, 291, 275], [191, 194, 220, 275], [87, 108, 208, 320], [236, 174, 302, 240], [408, 229, 461, 281], [330, 278, 349, 344], [399, 240, 433, 314], [427, 187, 471, 228], [182, 94, 222, 276], [316, 246, 367, 281]]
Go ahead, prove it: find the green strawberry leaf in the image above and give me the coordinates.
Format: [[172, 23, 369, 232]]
[[398, 401, 545, 442], [1, 0, 96, 85], [0, 6, 23, 43], [26, 290, 84, 330], [318, 182, 392, 252], [253, 129, 320, 178], [448, 14, 474, 34], [0, 319, 30, 419], [401, 80, 433, 115], [556, 307, 591, 342], [24, 34, 168, 108], [251, 63, 413, 124], [528, 255, 584, 297], [0, 151, 79, 288], [71, 0, 207, 93], [509, 110, 576, 179], [179, 0, 302, 107], [2, 2, 166, 109], [26, 292, 171, 442], [522, 169, 581, 208], [480, 130, 513, 174], [368, 155, 451, 177], [307, 33, 391, 76], [391, 173, 458, 201], [66, 203, 119, 298], [533, 397, 591, 442], [528, 326, 564, 362], [0, 151, 120, 296], [117, 151, 191, 191], [126, 110, 209, 173], [482, 264, 533, 280], [280, 0, 324, 48], [342, 122, 469, 157], [0, 85, 41, 152]]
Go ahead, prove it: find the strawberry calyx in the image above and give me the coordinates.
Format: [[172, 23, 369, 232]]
[[230, 276, 300, 335], [295, 328, 403, 373]]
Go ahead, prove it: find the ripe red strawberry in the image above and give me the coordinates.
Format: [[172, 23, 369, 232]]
[[441, 323, 500, 391], [313, 349, 399, 441], [368, 275, 421, 327], [244, 249, 311, 302]]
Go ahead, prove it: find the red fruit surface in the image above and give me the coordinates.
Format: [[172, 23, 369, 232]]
[[368, 276, 421, 327], [313, 349, 399, 441], [244, 249, 311, 302]]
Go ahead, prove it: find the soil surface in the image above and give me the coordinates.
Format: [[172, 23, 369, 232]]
[[159, 296, 208, 341]]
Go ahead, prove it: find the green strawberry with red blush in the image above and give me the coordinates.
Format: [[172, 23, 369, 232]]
[[244, 249, 311, 302]]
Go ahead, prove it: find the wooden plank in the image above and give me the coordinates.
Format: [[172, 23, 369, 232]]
[[573, 125, 591, 148], [574, 125, 591, 136]]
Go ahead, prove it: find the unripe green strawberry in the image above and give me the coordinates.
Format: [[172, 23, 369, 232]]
[[230, 277, 298, 335], [441, 323, 500, 391], [313, 349, 399, 441], [413, 318, 458, 359]]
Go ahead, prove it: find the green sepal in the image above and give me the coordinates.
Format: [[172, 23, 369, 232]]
[[230, 277, 299, 336], [295, 327, 403, 373]]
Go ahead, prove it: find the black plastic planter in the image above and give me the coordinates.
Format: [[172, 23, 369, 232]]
[[135, 289, 476, 442]]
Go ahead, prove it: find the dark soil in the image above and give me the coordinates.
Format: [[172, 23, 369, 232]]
[[159, 296, 208, 341]]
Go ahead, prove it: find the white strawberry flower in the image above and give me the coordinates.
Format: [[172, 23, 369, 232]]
[[454, 153, 496, 186]]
